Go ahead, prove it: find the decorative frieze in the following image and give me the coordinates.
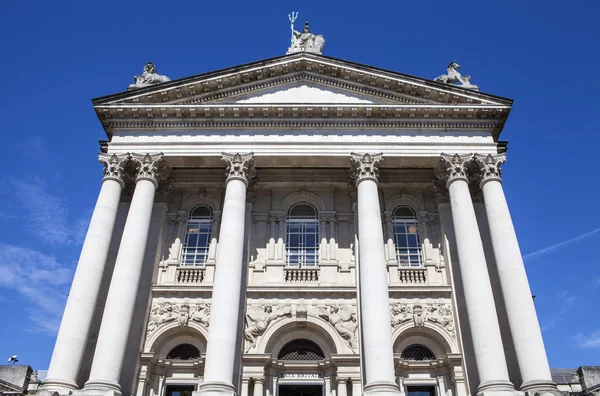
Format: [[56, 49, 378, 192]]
[[390, 301, 455, 338], [318, 305, 358, 350], [146, 301, 211, 336], [244, 305, 292, 352]]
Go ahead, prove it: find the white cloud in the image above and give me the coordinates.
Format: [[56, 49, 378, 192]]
[[0, 244, 74, 334], [575, 330, 600, 349], [8, 178, 90, 246], [541, 291, 578, 331], [523, 227, 600, 262]]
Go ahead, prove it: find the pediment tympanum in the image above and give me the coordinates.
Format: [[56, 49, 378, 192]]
[[222, 82, 386, 105]]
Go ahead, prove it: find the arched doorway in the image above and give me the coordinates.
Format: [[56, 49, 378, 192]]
[[275, 339, 326, 396]]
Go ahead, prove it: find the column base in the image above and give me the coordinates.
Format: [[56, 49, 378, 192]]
[[41, 378, 79, 392], [193, 381, 236, 396], [520, 380, 561, 396], [477, 380, 521, 396], [82, 379, 122, 396], [363, 380, 401, 396]]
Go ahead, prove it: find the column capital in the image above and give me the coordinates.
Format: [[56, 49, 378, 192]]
[[131, 153, 168, 188], [99, 153, 130, 187], [474, 153, 506, 187], [222, 152, 255, 186], [437, 153, 475, 187], [350, 152, 383, 185]]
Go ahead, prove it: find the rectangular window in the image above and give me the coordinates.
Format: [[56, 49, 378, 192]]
[[165, 385, 196, 396], [406, 386, 436, 396], [181, 218, 212, 266], [394, 221, 423, 267], [286, 218, 319, 267]]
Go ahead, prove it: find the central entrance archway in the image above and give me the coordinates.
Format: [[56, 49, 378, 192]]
[[278, 384, 323, 396], [275, 339, 326, 396]]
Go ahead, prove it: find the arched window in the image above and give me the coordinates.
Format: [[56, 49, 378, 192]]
[[166, 344, 201, 360], [401, 344, 435, 361], [182, 205, 213, 266], [278, 339, 325, 361], [286, 203, 319, 267], [393, 206, 422, 267]]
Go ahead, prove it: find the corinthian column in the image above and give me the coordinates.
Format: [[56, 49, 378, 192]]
[[350, 153, 400, 396], [474, 154, 556, 393], [438, 154, 515, 396], [43, 154, 129, 392], [84, 153, 166, 394], [197, 153, 255, 396]]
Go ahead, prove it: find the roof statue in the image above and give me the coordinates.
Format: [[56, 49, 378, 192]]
[[434, 62, 479, 91], [128, 62, 171, 90], [286, 12, 325, 55]]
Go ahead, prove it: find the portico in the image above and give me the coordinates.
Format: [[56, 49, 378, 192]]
[[40, 48, 560, 396]]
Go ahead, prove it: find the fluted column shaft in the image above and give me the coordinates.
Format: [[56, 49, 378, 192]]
[[439, 154, 514, 395], [351, 153, 400, 396], [43, 154, 129, 391], [475, 154, 555, 392], [198, 153, 254, 396], [85, 153, 165, 393]]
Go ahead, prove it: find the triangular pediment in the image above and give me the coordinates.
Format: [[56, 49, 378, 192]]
[[94, 53, 512, 107], [215, 81, 393, 104], [93, 53, 513, 139]]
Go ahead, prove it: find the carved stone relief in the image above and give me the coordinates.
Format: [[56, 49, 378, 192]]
[[390, 301, 455, 338], [146, 301, 211, 337], [318, 305, 358, 350], [244, 305, 292, 352]]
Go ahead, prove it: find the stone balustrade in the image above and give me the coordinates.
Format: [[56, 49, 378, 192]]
[[176, 267, 206, 284], [397, 268, 428, 284], [284, 268, 320, 283]]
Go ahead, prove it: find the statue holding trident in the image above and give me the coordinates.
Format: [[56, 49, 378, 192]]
[[286, 12, 326, 55]]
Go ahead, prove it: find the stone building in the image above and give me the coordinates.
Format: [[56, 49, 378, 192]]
[[39, 27, 562, 396]]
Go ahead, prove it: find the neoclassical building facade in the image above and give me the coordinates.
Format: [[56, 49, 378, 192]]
[[39, 50, 561, 396]]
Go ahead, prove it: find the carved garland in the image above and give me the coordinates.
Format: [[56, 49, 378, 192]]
[[390, 301, 456, 338], [146, 301, 211, 337]]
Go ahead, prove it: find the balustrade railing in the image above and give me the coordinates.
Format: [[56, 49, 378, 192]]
[[176, 267, 206, 284], [284, 268, 320, 283], [398, 267, 427, 284]]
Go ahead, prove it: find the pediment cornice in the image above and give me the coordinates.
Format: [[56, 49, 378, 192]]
[[93, 53, 513, 139], [94, 53, 512, 106]]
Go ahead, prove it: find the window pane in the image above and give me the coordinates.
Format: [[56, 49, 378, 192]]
[[289, 234, 299, 247], [396, 236, 408, 247], [407, 234, 418, 247]]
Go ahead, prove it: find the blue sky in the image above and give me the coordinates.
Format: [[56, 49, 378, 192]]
[[0, 0, 598, 371]]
